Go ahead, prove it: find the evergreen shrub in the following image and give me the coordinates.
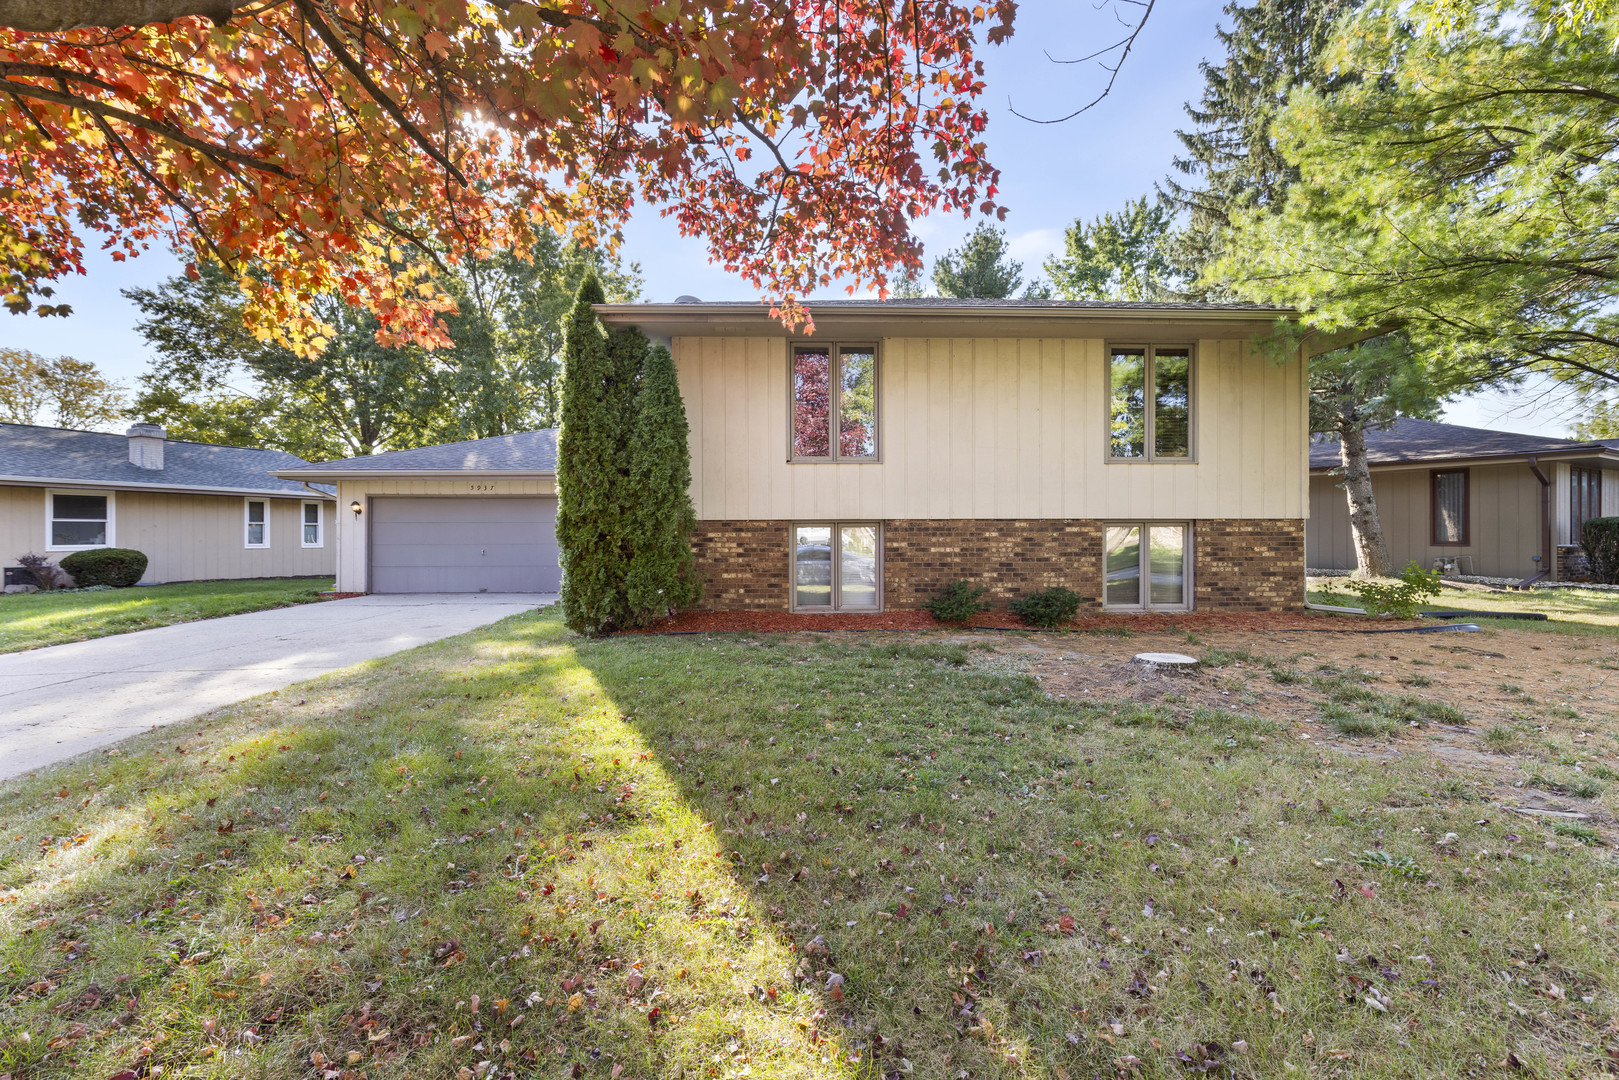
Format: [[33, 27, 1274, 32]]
[[1583, 517, 1619, 584], [1009, 586, 1082, 628], [926, 580, 990, 624], [58, 547, 147, 588]]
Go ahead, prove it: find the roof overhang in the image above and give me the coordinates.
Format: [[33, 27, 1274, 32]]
[[0, 475, 335, 498], [274, 469, 554, 481], [1310, 447, 1619, 474], [595, 301, 1299, 342]]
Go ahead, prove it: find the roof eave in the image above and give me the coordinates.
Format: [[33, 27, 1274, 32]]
[[0, 475, 335, 498], [594, 302, 1298, 323], [274, 468, 555, 480], [1309, 446, 1619, 472]]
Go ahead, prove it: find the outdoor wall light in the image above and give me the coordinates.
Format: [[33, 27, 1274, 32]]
[[350, 501, 363, 515]]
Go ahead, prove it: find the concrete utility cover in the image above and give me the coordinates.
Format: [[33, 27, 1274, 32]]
[[1133, 652, 1200, 667]]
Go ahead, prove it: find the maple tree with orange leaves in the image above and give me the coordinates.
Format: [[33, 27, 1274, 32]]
[[0, 0, 1015, 352]]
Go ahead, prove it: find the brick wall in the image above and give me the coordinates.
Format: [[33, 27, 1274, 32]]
[[689, 521, 790, 611], [883, 519, 1105, 611], [1192, 519, 1307, 612], [1557, 545, 1592, 582], [688, 518, 1306, 613]]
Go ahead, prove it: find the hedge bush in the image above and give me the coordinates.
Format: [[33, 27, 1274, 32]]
[[59, 547, 148, 588], [1009, 586, 1082, 629], [926, 580, 991, 624], [1583, 517, 1619, 584]]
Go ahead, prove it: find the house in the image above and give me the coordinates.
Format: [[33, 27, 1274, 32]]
[[0, 422, 336, 585], [290, 299, 1312, 611], [273, 430, 559, 594], [1308, 417, 1619, 582]]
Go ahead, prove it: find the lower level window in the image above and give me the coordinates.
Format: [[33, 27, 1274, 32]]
[[793, 523, 881, 611], [1104, 523, 1190, 610]]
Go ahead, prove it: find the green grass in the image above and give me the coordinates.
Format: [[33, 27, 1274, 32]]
[[0, 577, 335, 652], [1, 609, 1616, 1079]]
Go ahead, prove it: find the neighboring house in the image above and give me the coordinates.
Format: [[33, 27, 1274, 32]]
[[1308, 418, 1619, 582], [0, 422, 336, 585], [274, 430, 559, 594], [289, 299, 1312, 611]]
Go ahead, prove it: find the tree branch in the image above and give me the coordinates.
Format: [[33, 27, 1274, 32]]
[[0, 0, 234, 32], [0, 76, 295, 177], [293, 0, 468, 188]]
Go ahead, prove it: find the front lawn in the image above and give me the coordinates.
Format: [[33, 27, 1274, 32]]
[[0, 577, 335, 653], [1308, 576, 1619, 640], [1, 609, 1614, 1079]]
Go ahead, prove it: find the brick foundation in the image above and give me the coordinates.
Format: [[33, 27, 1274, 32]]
[[689, 519, 1306, 613], [1193, 519, 1307, 611], [1557, 545, 1593, 582]]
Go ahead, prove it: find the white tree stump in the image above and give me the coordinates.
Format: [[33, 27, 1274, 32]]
[[1133, 652, 1200, 669]]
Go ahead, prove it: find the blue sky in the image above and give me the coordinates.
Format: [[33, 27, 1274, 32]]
[[2, 0, 1588, 436]]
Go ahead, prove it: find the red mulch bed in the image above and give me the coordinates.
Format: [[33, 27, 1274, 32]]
[[617, 609, 1417, 635], [318, 591, 366, 600]]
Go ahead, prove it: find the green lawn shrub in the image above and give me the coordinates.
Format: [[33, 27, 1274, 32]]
[[58, 547, 148, 587], [1009, 586, 1082, 629], [926, 580, 991, 624], [1582, 517, 1619, 584]]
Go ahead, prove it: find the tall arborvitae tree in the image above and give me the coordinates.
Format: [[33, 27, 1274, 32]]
[[557, 275, 635, 635], [1163, 0, 1362, 283], [624, 343, 702, 623]]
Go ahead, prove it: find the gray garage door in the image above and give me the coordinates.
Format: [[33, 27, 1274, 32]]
[[369, 496, 560, 593]]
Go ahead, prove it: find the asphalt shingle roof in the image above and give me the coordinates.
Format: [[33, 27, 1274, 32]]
[[282, 429, 557, 474], [1310, 417, 1619, 469], [0, 423, 330, 496]]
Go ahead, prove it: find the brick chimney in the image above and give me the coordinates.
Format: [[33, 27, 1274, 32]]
[[126, 422, 166, 470]]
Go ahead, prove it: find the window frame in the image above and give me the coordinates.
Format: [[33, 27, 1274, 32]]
[[1571, 466, 1603, 547], [244, 497, 271, 549], [1100, 521, 1194, 612], [1105, 343, 1197, 463], [789, 521, 884, 612], [1430, 468, 1471, 546], [44, 488, 116, 552], [787, 342, 882, 463], [300, 500, 325, 548]]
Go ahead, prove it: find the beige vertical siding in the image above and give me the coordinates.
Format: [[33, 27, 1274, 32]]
[[673, 335, 1308, 521], [1605, 468, 1619, 518], [328, 477, 556, 593], [0, 486, 45, 568], [1306, 462, 1545, 578], [1, 485, 335, 584]]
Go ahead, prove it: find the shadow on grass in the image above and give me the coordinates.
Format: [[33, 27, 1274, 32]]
[[3, 610, 1616, 1080]]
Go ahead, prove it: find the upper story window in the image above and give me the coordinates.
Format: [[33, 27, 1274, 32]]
[[1572, 466, 1603, 546], [301, 501, 324, 548], [1109, 345, 1192, 461], [49, 491, 112, 549], [792, 344, 878, 461], [245, 499, 269, 548]]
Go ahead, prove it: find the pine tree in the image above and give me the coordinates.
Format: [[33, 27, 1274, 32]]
[[1162, 0, 1361, 284], [557, 275, 636, 635], [932, 223, 1025, 299], [624, 343, 703, 623]]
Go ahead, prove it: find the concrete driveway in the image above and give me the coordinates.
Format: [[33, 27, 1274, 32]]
[[0, 593, 551, 782]]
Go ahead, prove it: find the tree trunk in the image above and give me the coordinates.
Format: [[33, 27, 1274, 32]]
[[1338, 415, 1391, 578], [0, 0, 233, 31]]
